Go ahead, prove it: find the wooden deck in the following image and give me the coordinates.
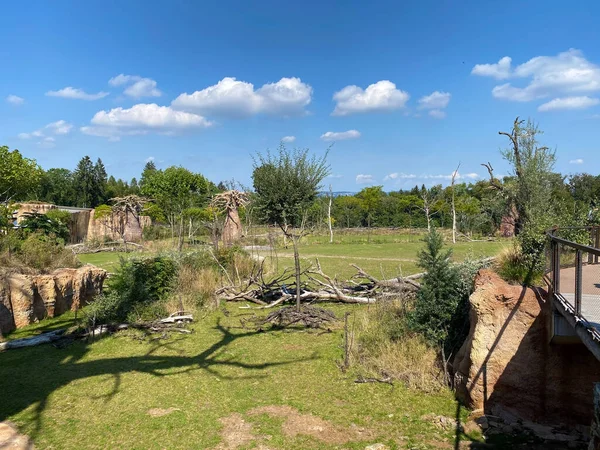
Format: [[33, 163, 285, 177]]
[[559, 264, 600, 329]]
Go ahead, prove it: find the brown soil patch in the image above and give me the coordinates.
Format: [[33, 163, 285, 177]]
[[147, 407, 180, 417], [0, 422, 34, 450], [214, 413, 256, 450], [248, 405, 372, 445]]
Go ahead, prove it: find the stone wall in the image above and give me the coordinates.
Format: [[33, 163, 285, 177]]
[[14, 202, 150, 243], [0, 266, 107, 337], [86, 209, 151, 243], [453, 269, 600, 426]]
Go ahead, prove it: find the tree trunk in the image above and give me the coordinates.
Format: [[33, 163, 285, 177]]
[[177, 215, 184, 252], [291, 234, 302, 311], [451, 162, 460, 244], [328, 185, 333, 244]]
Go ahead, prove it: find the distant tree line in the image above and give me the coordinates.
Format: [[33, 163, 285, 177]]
[[2, 123, 600, 242]]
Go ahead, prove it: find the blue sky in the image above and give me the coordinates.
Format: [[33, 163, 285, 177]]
[[2, 0, 600, 191]]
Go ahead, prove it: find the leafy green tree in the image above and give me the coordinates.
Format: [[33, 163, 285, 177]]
[[73, 156, 97, 207], [141, 166, 214, 250], [333, 195, 363, 228], [0, 146, 43, 202], [38, 168, 75, 205], [356, 186, 384, 229], [140, 160, 157, 189], [252, 145, 330, 310], [487, 117, 557, 234], [19, 212, 70, 243], [94, 158, 108, 204]]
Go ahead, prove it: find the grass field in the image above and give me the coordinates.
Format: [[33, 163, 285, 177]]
[[0, 305, 482, 450], [250, 230, 508, 280], [0, 229, 516, 449], [79, 229, 509, 280]]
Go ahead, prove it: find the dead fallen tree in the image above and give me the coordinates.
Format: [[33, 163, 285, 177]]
[[243, 305, 337, 329], [218, 258, 420, 308], [0, 313, 194, 352]]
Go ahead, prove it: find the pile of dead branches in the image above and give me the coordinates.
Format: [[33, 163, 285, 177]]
[[244, 305, 337, 329], [217, 258, 422, 308]]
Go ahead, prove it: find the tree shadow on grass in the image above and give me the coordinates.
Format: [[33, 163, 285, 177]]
[[0, 318, 312, 439]]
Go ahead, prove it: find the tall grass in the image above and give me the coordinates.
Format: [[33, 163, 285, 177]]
[[495, 244, 543, 285], [350, 299, 445, 392]]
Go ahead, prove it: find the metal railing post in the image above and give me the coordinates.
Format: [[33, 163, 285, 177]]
[[575, 249, 583, 316], [588, 225, 596, 264], [595, 226, 600, 264], [552, 240, 560, 293]]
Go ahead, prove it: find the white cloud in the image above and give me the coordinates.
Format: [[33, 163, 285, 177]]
[[18, 120, 73, 139], [327, 174, 343, 179], [39, 137, 56, 148], [474, 49, 600, 103], [281, 135, 296, 143], [46, 87, 109, 100], [145, 156, 155, 163], [384, 172, 416, 181], [356, 174, 375, 184], [82, 103, 213, 140], [538, 96, 600, 111], [424, 172, 479, 180], [109, 74, 136, 86], [471, 56, 512, 80], [428, 109, 447, 119], [172, 77, 312, 118], [109, 74, 161, 98], [45, 120, 73, 135], [332, 80, 409, 116], [6, 94, 24, 105], [569, 158, 584, 164], [418, 91, 451, 110], [320, 130, 361, 141]]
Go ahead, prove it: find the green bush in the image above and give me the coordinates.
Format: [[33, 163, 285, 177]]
[[19, 212, 69, 243], [17, 231, 80, 271], [88, 255, 177, 324]]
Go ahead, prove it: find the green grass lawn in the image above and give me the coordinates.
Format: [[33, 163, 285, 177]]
[[254, 233, 508, 280], [78, 252, 129, 271], [0, 305, 480, 450]]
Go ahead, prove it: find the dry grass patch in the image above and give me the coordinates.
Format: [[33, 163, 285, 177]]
[[351, 299, 445, 392]]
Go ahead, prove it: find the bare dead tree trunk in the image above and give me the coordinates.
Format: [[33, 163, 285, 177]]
[[451, 162, 460, 244], [328, 184, 333, 244], [291, 234, 302, 311]]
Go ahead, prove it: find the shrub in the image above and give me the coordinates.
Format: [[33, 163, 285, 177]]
[[88, 255, 177, 324], [351, 299, 444, 392], [167, 266, 219, 311], [407, 228, 461, 348], [495, 242, 543, 286], [15, 232, 79, 272]]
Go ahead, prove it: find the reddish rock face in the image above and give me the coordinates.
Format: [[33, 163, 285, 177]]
[[0, 266, 106, 337], [453, 269, 600, 425]]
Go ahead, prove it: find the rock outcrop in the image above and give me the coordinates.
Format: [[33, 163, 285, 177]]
[[14, 202, 150, 244], [453, 269, 600, 425], [0, 266, 106, 337], [0, 422, 34, 449]]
